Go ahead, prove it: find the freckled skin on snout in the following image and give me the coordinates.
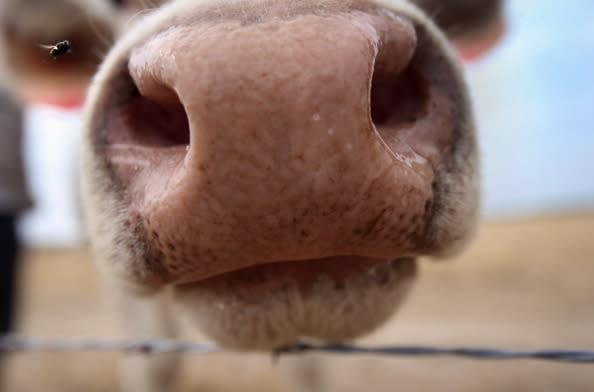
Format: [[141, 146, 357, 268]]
[[122, 13, 435, 283], [82, 0, 479, 349]]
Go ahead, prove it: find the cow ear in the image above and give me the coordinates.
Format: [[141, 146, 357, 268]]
[[451, 12, 505, 62], [410, 0, 505, 61]]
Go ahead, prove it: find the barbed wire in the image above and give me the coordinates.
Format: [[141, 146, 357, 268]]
[[1, 335, 594, 363], [275, 342, 594, 363]]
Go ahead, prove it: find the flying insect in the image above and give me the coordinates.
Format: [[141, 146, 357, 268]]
[[38, 40, 71, 59]]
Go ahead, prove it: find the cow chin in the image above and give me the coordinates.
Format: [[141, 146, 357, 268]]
[[174, 256, 417, 349]]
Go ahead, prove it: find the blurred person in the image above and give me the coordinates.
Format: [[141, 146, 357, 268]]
[[0, 88, 30, 335], [0, 0, 122, 249]]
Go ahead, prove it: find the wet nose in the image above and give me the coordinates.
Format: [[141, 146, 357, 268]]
[[105, 11, 439, 283], [128, 12, 419, 187]]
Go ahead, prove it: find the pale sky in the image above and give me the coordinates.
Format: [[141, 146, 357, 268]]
[[469, 0, 594, 215]]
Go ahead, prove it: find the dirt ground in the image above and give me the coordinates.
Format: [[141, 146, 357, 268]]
[[2, 214, 594, 391]]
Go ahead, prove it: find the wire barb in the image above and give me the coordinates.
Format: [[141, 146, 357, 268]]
[[1, 335, 594, 363]]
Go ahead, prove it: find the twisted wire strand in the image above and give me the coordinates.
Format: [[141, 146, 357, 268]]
[[276, 342, 594, 363], [1, 335, 594, 363]]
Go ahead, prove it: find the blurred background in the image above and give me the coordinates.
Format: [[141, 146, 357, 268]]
[[2, 1, 594, 391], [470, 0, 594, 217]]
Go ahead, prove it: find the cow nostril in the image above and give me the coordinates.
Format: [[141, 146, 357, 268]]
[[107, 66, 190, 148], [370, 65, 429, 132], [128, 86, 190, 147]]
